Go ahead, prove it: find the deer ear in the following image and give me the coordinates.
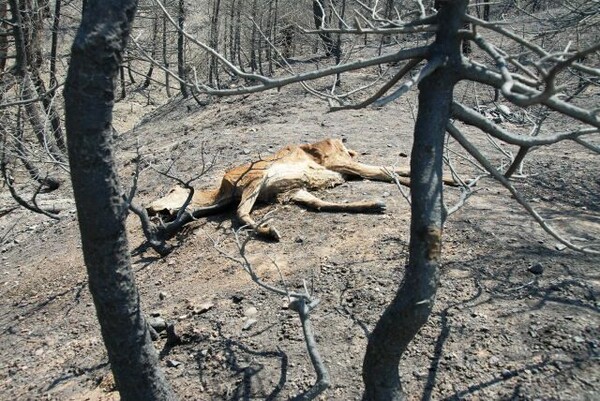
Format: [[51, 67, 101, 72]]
[[301, 144, 325, 161]]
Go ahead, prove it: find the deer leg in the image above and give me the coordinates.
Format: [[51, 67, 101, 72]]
[[289, 189, 386, 213], [330, 162, 457, 186], [236, 181, 281, 241]]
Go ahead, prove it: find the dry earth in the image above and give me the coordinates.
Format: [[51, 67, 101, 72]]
[[0, 74, 599, 401]]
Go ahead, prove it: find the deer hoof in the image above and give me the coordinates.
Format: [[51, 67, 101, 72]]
[[373, 201, 387, 213]]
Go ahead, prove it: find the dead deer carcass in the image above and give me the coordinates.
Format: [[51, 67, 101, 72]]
[[147, 138, 456, 240]]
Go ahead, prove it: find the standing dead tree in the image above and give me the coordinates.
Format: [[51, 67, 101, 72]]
[[0, 0, 69, 218], [64, 0, 177, 400]]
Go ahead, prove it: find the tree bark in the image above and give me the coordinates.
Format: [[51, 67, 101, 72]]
[[362, 1, 467, 400], [0, 1, 8, 74], [142, 14, 158, 90], [162, 15, 171, 97], [312, 0, 337, 57], [63, 1, 177, 400], [177, 0, 188, 98]]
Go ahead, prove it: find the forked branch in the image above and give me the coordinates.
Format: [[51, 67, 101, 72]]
[[208, 224, 330, 400]]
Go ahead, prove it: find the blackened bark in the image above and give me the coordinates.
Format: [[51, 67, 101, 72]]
[[63, 1, 177, 400], [362, 1, 468, 400], [49, 0, 61, 90], [177, 0, 188, 98], [312, 0, 338, 57], [142, 15, 158, 90], [0, 1, 8, 74], [162, 16, 171, 97]]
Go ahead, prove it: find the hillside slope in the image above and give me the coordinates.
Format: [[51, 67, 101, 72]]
[[0, 81, 598, 401]]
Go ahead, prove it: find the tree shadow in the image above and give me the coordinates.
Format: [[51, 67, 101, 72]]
[[188, 327, 288, 401], [45, 361, 110, 392], [421, 276, 484, 401], [1, 280, 87, 332], [419, 236, 598, 400], [440, 358, 554, 400]]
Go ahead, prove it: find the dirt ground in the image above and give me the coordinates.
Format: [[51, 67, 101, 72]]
[[0, 73, 598, 401]]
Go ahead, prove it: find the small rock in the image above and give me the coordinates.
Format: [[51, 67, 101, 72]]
[[244, 306, 258, 317], [242, 318, 257, 331], [147, 317, 167, 332], [166, 359, 182, 368], [193, 302, 215, 315], [232, 294, 244, 304], [501, 369, 513, 378], [295, 236, 304, 244], [555, 243, 567, 251], [489, 356, 501, 366], [159, 291, 167, 301], [528, 263, 544, 275], [242, 148, 251, 155], [573, 336, 585, 343], [399, 152, 408, 157]]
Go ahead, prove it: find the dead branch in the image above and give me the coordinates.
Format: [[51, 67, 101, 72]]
[[1, 159, 60, 219], [208, 223, 330, 399], [447, 122, 599, 255], [451, 101, 599, 147], [153, 0, 428, 97], [460, 60, 600, 128], [330, 58, 422, 111], [373, 55, 444, 107]]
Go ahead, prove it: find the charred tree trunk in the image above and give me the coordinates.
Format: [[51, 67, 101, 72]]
[[249, 0, 258, 71], [312, 0, 338, 57], [0, 1, 9, 74], [362, 1, 467, 400], [64, 1, 177, 400], [9, 0, 65, 162], [208, 0, 221, 87], [177, 0, 188, 98], [49, 0, 61, 91], [162, 15, 171, 97], [142, 15, 159, 89], [235, 0, 244, 71]]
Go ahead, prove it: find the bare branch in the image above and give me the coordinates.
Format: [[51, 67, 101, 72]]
[[330, 58, 422, 111], [373, 55, 445, 107], [153, 0, 428, 96], [460, 60, 600, 128], [451, 101, 599, 146], [1, 160, 60, 219], [447, 122, 599, 255]]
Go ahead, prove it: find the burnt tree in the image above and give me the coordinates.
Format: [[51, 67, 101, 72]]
[[63, 0, 177, 400], [362, 2, 468, 399]]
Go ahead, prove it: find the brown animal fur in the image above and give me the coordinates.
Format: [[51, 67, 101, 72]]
[[147, 138, 456, 240]]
